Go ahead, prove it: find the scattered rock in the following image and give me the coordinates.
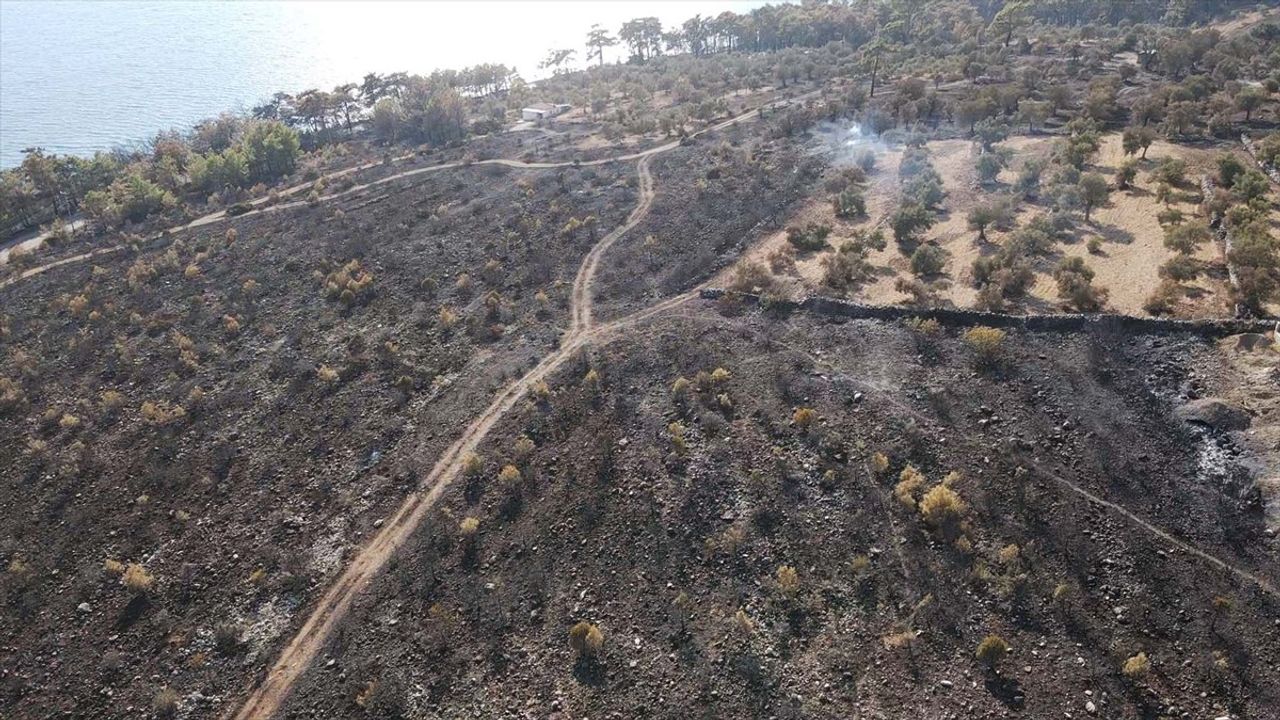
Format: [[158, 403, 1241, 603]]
[[1175, 398, 1251, 431], [1222, 333, 1273, 353]]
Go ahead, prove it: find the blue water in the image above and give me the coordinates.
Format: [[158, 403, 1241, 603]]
[[0, 0, 765, 168]]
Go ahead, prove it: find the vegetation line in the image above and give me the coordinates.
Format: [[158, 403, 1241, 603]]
[[701, 289, 1280, 337]]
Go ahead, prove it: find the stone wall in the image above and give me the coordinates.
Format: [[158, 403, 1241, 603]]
[[701, 288, 1276, 337]]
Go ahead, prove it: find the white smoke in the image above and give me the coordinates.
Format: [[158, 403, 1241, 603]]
[[812, 119, 892, 166]]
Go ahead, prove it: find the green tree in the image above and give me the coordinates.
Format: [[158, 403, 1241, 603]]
[[1235, 86, 1268, 123], [1016, 99, 1049, 133], [1234, 170, 1270, 205], [892, 202, 934, 248], [585, 24, 617, 67], [619, 17, 663, 62], [112, 172, 176, 223], [1230, 223, 1280, 313], [540, 48, 577, 74], [911, 243, 948, 277], [1217, 154, 1246, 188], [241, 121, 300, 183], [1078, 173, 1110, 222], [1115, 159, 1138, 190], [989, 0, 1030, 47], [1163, 220, 1211, 255], [371, 98, 405, 143], [967, 200, 1010, 242], [1054, 256, 1107, 311], [976, 152, 1007, 185]]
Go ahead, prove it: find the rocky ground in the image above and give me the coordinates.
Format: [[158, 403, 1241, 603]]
[[274, 302, 1279, 720]]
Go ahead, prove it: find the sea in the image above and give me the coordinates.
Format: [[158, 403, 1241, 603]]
[[0, 0, 766, 169]]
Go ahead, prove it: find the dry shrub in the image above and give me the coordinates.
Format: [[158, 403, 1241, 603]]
[[462, 452, 484, 477], [963, 326, 1006, 365], [438, 306, 459, 329], [1126, 648, 1157, 676], [894, 465, 926, 507], [531, 380, 551, 402], [1122, 652, 1151, 678], [1143, 279, 1182, 316], [905, 316, 941, 335], [454, 273, 473, 297], [0, 377, 25, 413], [768, 244, 797, 274], [141, 401, 186, 426], [568, 621, 604, 657], [316, 365, 340, 384], [871, 451, 890, 473], [222, 315, 241, 336], [672, 376, 691, 401], [497, 464, 522, 486], [100, 390, 126, 414], [68, 294, 90, 316], [7, 245, 33, 268], [184, 263, 202, 280], [173, 331, 198, 372], [727, 260, 775, 294], [513, 434, 536, 459], [882, 629, 919, 651], [58, 413, 81, 430], [919, 483, 968, 531], [776, 565, 800, 596], [458, 516, 480, 536], [214, 622, 242, 654], [153, 687, 179, 719], [125, 259, 158, 290], [104, 558, 125, 575], [708, 523, 748, 555], [668, 421, 688, 455], [792, 407, 818, 431], [323, 260, 374, 305], [122, 563, 154, 594], [975, 634, 1010, 667]]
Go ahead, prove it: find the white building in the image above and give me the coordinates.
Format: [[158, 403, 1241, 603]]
[[520, 103, 572, 121]]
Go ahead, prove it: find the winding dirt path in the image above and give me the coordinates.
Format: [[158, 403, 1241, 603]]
[[570, 154, 655, 334]]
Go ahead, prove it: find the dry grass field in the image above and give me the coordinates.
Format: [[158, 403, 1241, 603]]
[[738, 129, 1270, 318]]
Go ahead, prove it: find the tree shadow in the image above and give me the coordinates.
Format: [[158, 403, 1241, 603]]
[[1095, 224, 1135, 245], [983, 671, 1025, 709], [115, 594, 150, 631], [572, 657, 607, 688]]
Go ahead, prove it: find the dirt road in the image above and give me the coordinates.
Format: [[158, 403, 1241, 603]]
[[570, 155, 655, 334]]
